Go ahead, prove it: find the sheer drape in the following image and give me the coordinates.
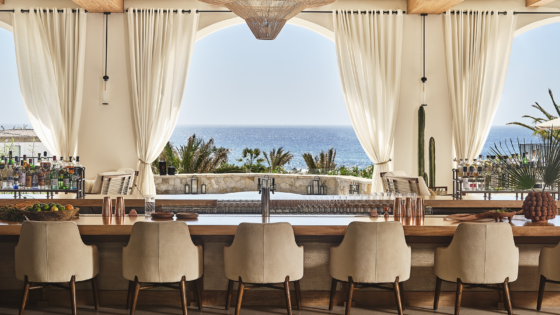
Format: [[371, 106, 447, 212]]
[[333, 10, 404, 192], [443, 10, 517, 160], [13, 8, 87, 158], [127, 9, 199, 196]]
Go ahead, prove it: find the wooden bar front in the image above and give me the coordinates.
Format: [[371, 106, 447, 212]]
[[0, 214, 558, 309]]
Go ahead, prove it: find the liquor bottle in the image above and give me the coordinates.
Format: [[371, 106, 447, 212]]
[[13, 157, 19, 189], [58, 157, 65, 189], [50, 156, 59, 190], [6, 151, 14, 189], [472, 159, 479, 190], [31, 164, 40, 189], [38, 164, 45, 190], [72, 156, 82, 190], [62, 166, 70, 190], [522, 152, 528, 165], [462, 159, 470, 191], [0, 156, 5, 189], [457, 159, 464, 179], [26, 159, 33, 189], [18, 159, 26, 189]]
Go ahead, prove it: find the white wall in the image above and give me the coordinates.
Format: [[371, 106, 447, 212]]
[[0, 0, 558, 187]]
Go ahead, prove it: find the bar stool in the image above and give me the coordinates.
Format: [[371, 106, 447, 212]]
[[536, 242, 560, 310], [329, 221, 410, 315], [224, 222, 304, 315], [433, 222, 519, 315], [15, 221, 100, 315], [123, 221, 203, 315]]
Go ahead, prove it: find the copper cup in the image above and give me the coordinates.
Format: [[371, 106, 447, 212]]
[[405, 197, 413, 217], [115, 197, 125, 217], [416, 197, 425, 217], [102, 197, 112, 218], [102, 216, 112, 225], [393, 197, 403, 217]]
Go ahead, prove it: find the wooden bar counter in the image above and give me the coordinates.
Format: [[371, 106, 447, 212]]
[[0, 214, 559, 309]]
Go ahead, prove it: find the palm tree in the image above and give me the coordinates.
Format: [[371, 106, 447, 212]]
[[508, 89, 560, 140], [264, 147, 293, 171], [302, 148, 337, 173], [179, 134, 230, 173], [237, 148, 265, 172]]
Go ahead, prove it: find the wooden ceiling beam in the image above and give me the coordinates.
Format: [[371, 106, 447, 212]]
[[407, 0, 464, 14], [71, 0, 124, 13], [526, 0, 555, 7]]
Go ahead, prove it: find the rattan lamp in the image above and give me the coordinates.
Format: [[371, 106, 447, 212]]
[[198, 0, 336, 40]]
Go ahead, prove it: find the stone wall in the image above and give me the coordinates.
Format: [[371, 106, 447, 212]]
[[154, 173, 372, 195]]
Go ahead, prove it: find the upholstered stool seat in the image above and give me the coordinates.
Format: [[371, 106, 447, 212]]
[[433, 222, 519, 315], [15, 221, 100, 315], [123, 221, 203, 315], [224, 222, 304, 315], [537, 242, 560, 310], [329, 221, 411, 315]]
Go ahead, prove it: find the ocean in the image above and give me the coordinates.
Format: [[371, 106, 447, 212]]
[[169, 125, 541, 170]]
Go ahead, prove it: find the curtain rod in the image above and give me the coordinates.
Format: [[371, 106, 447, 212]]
[[0, 9, 85, 13], [445, 10, 560, 15], [124, 9, 405, 14]]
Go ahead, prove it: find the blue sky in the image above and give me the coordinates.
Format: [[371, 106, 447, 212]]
[[1, 21, 559, 126]]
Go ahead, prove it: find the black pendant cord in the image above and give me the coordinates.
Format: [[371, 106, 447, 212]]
[[421, 14, 427, 107], [103, 13, 109, 83]]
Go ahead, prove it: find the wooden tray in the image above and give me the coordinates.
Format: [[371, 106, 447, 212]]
[[151, 212, 174, 220], [176, 212, 199, 220], [25, 208, 80, 221]]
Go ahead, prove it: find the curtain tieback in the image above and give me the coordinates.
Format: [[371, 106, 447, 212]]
[[375, 159, 392, 165], [139, 159, 150, 165]]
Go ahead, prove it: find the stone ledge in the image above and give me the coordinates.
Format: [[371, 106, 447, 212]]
[[154, 173, 372, 195]]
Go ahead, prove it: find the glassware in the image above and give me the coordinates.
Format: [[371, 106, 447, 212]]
[[145, 196, 156, 218]]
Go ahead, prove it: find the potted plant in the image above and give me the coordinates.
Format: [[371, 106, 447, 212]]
[[491, 131, 560, 222]]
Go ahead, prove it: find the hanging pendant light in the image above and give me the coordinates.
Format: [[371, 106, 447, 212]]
[[199, 0, 335, 40]]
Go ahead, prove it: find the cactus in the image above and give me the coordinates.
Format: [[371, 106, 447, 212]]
[[429, 137, 436, 187], [423, 172, 428, 185], [418, 106, 425, 177]]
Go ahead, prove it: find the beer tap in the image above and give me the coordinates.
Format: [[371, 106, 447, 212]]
[[258, 175, 275, 223]]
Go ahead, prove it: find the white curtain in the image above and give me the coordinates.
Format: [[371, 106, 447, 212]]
[[333, 10, 404, 192], [127, 9, 199, 196], [13, 8, 87, 158], [443, 10, 517, 160]]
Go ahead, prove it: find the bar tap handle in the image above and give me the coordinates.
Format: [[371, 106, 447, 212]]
[[271, 178, 275, 194], [258, 178, 262, 193]]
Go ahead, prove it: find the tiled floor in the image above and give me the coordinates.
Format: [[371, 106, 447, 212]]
[[1, 305, 560, 315]]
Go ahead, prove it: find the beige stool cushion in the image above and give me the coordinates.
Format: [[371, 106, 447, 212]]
[[539, 242, 560, 281], [224, 222, 303, 284], [435, 222, 519, 284], [330, 221, 411, 283], [15, 221, 99, 283], [123, 221, 203, 283]]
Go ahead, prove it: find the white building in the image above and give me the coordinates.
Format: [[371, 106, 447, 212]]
[[0, 129, 49, 160]]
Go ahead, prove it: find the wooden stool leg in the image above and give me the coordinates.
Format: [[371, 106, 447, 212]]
[[179, 276, 188, 315], [454, 279, 463, 315], [345, 277, 354, 315], [434, 276, 442, 310], [538, 275, 546, 311], [393, 277, 403, 315], [130, 277, 141, 315], [196, 277, 203, 310], [225, 279, 234, 310], [294, 280, 302, 310], [235, 277, 245, 315], [283, 276, 293, 315], [504, 278, 513, 315], [329, 278, 337, 311], [69, 276, 77, 315], [91, 276, 100, 310], [19, 276, 30, 315], [126, 281, 134, 310], [399, 281, 405, 311]]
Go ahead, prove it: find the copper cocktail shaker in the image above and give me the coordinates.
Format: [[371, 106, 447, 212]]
[[416, 197, 425, 217], [115, 197, 125, 217], [393, 197, 403, 217], [405, 197, 414, 217], [102, 197, 112, 218]]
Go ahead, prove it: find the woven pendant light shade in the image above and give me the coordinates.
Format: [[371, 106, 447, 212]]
[[199, 0, 335, 40]]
